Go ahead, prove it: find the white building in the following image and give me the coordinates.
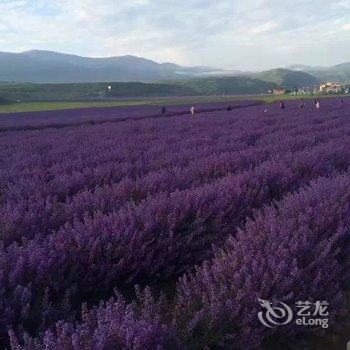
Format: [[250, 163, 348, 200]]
[[319, 82, 342, 93]]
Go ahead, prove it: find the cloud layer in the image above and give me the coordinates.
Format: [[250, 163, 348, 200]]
[[0, 0, 349, 70]]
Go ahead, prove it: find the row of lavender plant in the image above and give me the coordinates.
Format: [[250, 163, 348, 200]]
[[2, 100, 347, 191], [9, 288, 181, 350], [174, 172, 350, 349], [2, 105, 349, 240], [10, 172, 350, 349], [0, 101, 260, 131], [1, 136, 350, 345], [0, 112, 279, 201], [1, 99, 350, 348], [2, 121, 349, 245], [1, 95, 348, 132]]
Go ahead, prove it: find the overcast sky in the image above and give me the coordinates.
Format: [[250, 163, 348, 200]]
[[0, 0, 349, 70]]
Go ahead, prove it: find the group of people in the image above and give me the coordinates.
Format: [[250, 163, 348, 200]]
[[161, 105, 197, 115], [160, 98, 345, 117], [278, 98, 323, 111], [262, 98, 345, 113]]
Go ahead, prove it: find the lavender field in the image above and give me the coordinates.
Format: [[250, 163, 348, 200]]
[[1, 98, 350, 349], [0, 101, 259, 131]]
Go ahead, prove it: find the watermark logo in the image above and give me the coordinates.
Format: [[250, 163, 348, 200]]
[[258, 299, 293, 327], [258, 298, 329, 329]]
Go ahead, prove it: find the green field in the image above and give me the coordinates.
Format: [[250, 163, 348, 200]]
[[0, 95, 255, 114], [0, 94, 347, 114], [0, 101, 153, 113]]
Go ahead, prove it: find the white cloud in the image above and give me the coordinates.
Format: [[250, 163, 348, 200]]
[[248, 21, 280, 35], [0, 0, 349, 70]]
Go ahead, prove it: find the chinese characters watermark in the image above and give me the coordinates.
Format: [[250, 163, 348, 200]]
[[258, 298, 329, 329]]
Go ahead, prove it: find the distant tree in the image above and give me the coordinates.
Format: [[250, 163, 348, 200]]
[[0, 96, 10, 105]]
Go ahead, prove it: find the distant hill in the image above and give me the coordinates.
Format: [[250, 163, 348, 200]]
[[287, 62, 350, 84], [0, 96, 10, 105], [251, 68, 320, 89], [0, 77, 276, 103], [305, 62, 350, 84], [174, 76, 276, 95], [1, 49, 348, 90], [286, 64, 327, 72], [0, 82, 193, 102], [0, 50, 221, 83]]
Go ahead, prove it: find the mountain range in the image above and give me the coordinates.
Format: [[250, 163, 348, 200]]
[[0, 50, 219, 83], [0, 50, 349, 92]]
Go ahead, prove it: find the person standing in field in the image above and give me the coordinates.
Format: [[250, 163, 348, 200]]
[[161, 105, 166, 114], [190, 106, 196, 115], [280, 101, 286, 110], [315, 99, 320, 109], [299, 99, 305, 108], [227, 105, 232, 112]]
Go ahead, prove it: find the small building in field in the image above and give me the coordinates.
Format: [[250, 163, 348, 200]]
[[273, 87, 285, 95], [319, 82, 342, 93]]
